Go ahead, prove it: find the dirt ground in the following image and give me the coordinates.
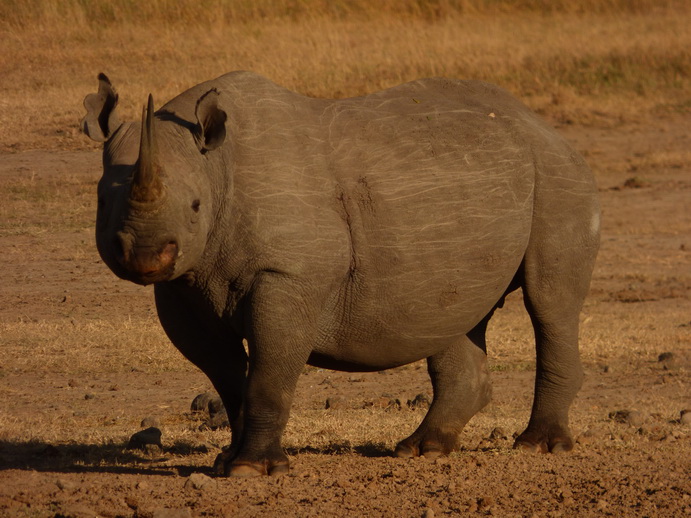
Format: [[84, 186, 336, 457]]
[[0, 114, 689, 517]]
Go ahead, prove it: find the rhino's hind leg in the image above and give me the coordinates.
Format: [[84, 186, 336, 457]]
[[513, 302, 583, 454], [395, 319, 491, 459], [514, 191, 599, 454]]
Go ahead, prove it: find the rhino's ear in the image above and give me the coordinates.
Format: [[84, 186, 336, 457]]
[[194, 89, 227, 153], [81, 73, 122, 142]]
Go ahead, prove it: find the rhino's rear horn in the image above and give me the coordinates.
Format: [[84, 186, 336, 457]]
[[131, 94, 164, 203]]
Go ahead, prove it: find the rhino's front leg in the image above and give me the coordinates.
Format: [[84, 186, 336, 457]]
[[154, 283, 248, 458], [222, 276, 315, 477]]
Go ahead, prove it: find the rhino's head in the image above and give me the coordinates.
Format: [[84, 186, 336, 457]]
[[81, 74, 227, 285]]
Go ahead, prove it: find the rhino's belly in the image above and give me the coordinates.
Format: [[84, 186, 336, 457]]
[[310, 217, 528, 371]]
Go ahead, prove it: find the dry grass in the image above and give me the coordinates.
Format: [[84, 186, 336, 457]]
[[0, 318, 181, 374], [0, 173, 95, 237], [0, 1, 689, 151]]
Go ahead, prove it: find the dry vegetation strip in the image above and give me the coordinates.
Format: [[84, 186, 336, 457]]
[[0, 0, 689, 151]]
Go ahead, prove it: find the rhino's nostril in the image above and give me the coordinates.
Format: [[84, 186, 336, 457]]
[[159, 240, 179, 267]]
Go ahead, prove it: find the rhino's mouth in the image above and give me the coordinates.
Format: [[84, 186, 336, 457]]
[[113, 238, 179, 285], [125, 261, 178, 286]]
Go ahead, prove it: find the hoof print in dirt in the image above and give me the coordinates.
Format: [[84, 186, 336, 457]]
[[127, 427, 163, 454], [609, 409, 647, 426]]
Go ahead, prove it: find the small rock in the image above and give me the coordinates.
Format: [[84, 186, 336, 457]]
[[596, 498, 609, 510], [325, 396, 348, 410], [208, 396, 225, 415], [191, 392, 216, 412], [489, 427, 508, 440], [68, 379, 79, 388], [680, 409, 691, 425], [56, 478, 75, 491], [206, 397, 229, 429], [638, 424, 666, 441], [577, 428, 601, 445], [477, 439, 493, 450], [124, 495, 139, 510], [377, 396, 401, 411], [84, 393, 95, 400], [140, 416, 161, 428], [622, 177, 650, 189], [478, 496, 494, 510], [422, 508, 435, 518], [127, 427, 163, 451], [408, 393, 431, 409], [609, 409, 647, 426], [208, 411, 230, 430], [658, 352, 681, 370], [184, 472, 217, 491], [136, 481, 150, 490], [601, 364, 612, 373], [142, 443, 163, 455]]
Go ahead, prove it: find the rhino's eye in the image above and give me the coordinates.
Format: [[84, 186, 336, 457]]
[[191, 199, 201, 213]]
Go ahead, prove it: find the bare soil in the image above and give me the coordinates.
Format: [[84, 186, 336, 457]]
[[0, 116, 689, 517]]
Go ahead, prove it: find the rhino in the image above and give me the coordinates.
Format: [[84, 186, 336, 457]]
[[81, 71, 600, 476]]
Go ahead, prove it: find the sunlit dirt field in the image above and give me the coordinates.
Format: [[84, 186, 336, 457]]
[[0, 2, 689, 516]]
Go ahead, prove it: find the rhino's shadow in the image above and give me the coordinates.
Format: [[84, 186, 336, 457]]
[[0, 439, 391, 476], [0, 439, 209, 476]]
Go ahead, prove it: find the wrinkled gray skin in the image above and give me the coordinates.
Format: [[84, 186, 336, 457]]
[[82, 71, 600, 477]]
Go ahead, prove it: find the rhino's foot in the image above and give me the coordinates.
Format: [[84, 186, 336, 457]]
[[394, 431, 459, 460], [513, 425, 574, 454], [227, 460, 289, 477], [213, 450, 289, 477]]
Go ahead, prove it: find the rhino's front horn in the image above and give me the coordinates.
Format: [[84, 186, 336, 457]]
[[131, 94, 164, 204]]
